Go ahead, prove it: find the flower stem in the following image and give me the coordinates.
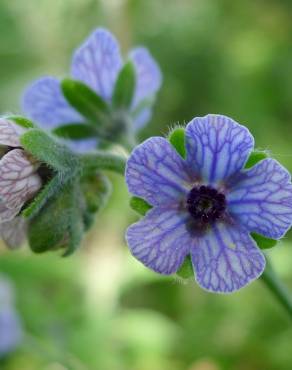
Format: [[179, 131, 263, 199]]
[[80, 151, 127, 175], [261, 260, 292, 319]]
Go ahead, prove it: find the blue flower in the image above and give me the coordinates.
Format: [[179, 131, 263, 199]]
[[125, 114, 292, 293], [0, 277, 22, 357], [22, 28, 162, 152]]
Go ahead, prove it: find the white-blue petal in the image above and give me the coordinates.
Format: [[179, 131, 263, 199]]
[[22, 77, 82, 129], [227, 158, 292, 239], [126, 137, 192, 206], [71, 28, 122, 101], [126, 206, 190, 274], [185, 114, 254, 184], [191, 222, 266, 293]]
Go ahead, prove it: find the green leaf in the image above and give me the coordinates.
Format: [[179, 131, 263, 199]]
[[6, 115, 35, 129], [168, 127, 186, 158], [112, 61, 136, 109], [53, 123, 96, 140], [245, 150, 268, 169], [130, 196, 152, 216], [20, 129, 79, 172], [61, 78, 109, 124], [251, 233, 277, 250], [176, 255, 193, 279]]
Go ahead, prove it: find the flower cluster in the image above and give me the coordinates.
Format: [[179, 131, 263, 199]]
[[0, 24, 291, 301], [0, 118, 42, 248], [125, 114, 292, 293], [22, 28, 162, 151]]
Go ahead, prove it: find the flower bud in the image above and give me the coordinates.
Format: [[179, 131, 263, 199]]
[[0, 118, 42, 248]]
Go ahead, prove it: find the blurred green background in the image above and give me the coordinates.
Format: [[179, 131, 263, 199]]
[[1, 0, 292, 369]]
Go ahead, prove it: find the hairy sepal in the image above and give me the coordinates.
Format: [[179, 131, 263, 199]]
[[28, 182, 84, 255], [81, 173, 112, 230], [168, 126, 186, 158]]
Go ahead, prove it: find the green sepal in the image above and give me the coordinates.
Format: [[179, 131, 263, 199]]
[[63, 182, 85, 257], [22, 175, 64, 219], [81, 173, 112, 230], [28, 182, 84, 255], [61, 78, 109, 124], [64, 212, 84, 256], [130, 196, 152, 216], [251, 232, 277, 250], [28, 187, 75, 253], [53, 123, 96, 140], [176, 255, 193, 279], [112, 61, 136, 109], [168, 127, 186, 158], [245, 150, 268, 169], [20, 128, 79, 172], [6, 115, 35, 129], [81, 173, 111, 214]]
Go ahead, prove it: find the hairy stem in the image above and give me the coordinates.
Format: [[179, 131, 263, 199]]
[[261, 260, 292, 319], [81, 151, 127, 175]]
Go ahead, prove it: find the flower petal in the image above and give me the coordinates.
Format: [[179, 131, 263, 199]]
[[126, 137, 192, 206], [0, 202, 20, 223], [0, 149, 42, 210], [22, 77, 82, 129], [227, 158, 292, 239], [185, 114, 254, 183], [126, 206, 191, 274], [0, 217, 27, 249], [130, 47, 162, 105], [71, 28, 122, 101], [0, 119, 25, 147], [191, 222, 265, 293]]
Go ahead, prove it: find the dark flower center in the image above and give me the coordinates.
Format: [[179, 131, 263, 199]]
[[186, 185, 226, 224]]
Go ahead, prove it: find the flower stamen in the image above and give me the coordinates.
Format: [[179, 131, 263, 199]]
[[186, 185, 226, 224]]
